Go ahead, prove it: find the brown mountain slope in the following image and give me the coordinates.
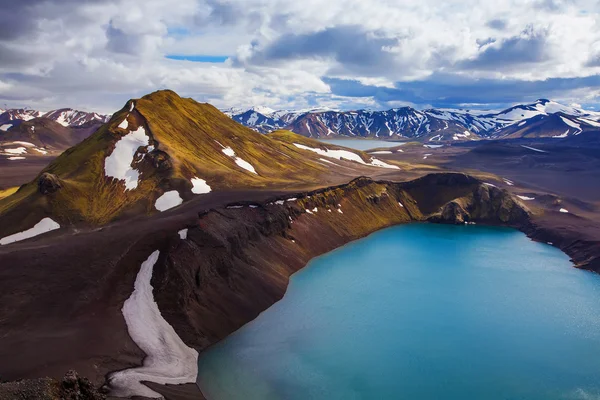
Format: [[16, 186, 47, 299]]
[[0, 90, 400, 236]]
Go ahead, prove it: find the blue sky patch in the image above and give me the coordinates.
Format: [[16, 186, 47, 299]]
[[166, 55, 229, 63]]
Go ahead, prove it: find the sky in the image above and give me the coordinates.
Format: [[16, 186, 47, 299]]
[[1, 0, 600, 114]]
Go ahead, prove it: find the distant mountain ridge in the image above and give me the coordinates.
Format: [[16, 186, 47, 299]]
[[226, 99, 600, 141], [0, 107, 110, 132], [0, 108, 110, 157]]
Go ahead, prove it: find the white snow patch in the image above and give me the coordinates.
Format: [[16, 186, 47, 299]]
[[578, 117, 600, 127], [503, 178, 514, 186], [221, 147, 235, 157], [398, 202, 404, 207], [104, 126, 150, 190], [423, 153, 432, 160], [370, 158, 399, 169], [7, 141, 34, 147], [129, 102, 135, 112], [517, 195, 535, 201], [337, 209, 343, 214], [318, 158, 336, 165], [178, 229, 188, 240], [559, 208, 569, 213], [221, 147, 258, 174], [118, 116, 129, 130], [0, 124, 12, 131], [483, 182, 497, 188], [154, 191, 183, 212], [275, 200, 284, 205], [107, 250, 199, 399], [370, 151, 393, 154], [7, 156, 25, 160], [560, 116, 581, 131], [5, 147, 27, 155], [552, 130, 569, 138], [33, 148, 48, 155], [305, 209, 313, 214], [190, 177, 211, 194], [234, 158, 257, 174], [293, 143, 398, 169], [0, 217, 60, 245], [424, 144, 443, 149], [521, 145, 548, 153], [453, 131, 471, 140], [312, 207, 318, 213]]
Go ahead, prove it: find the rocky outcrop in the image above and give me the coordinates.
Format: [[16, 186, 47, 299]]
[[0, 371, 105, 400], [37, 173, 63, 195], [429, 183, 530, 226]]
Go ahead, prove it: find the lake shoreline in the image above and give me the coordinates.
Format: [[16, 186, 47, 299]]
[[145, 173, 599, 398]]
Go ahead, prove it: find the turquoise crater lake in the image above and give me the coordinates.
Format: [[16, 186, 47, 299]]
[[197, 224, 600, 400]]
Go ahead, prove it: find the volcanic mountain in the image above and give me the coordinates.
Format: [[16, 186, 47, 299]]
[[0, 90, 400, 236]]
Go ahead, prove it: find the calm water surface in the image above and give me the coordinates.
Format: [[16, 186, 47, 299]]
[[318, 139, 404, 151], [197, 224, 600, 400]]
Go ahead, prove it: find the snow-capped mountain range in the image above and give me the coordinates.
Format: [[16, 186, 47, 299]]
[[0, 108, 110, 132], [225, 100, 600, 141]]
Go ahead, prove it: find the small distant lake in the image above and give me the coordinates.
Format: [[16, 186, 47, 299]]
[[197, 224, 600, 400], [318, 139, 404, 151]]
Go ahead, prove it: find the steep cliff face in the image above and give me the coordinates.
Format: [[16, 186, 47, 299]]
[[149, 174, 530, 354]]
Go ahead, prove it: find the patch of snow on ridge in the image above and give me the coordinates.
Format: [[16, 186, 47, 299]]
[[0, 217, 60, 245], [578, 117, 600, 127], [293, 143, 398, 169], [233, 158, 257, 174], [559, 208, 569, 213], [104, 126, 150, 190], [560, 116, 581, 132], [0, 124, 12, 131], [5, 147, 27, 155], [221, 147, 235, 157], [155, 191, 183, 212], [370, 151, 392, 154], [130, 102, 135, 112], [107, 250, 199, 398], [553, 130, 569, 138], [178, 229, 188, 240], [517, 195, 535, 201], [221, 147, 257, 174], [191, 177, 211, 194], [7, 141, 35, 147], [370, 158, 399, 169], [118, 116, 129, 130], [521, 145, 548, 153], [7, 156, 25, 160]]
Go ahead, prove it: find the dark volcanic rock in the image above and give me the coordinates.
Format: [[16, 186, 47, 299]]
[[38, 173, 63, 195], [0, 371, 105, 400], [148, 150, 173, 171]]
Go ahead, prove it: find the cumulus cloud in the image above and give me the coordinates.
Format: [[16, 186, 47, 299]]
[[460, 26, 550, 70], [236, 25, 403, 77], [0, 0, 599, 112], [325, 74, 600, 109]]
